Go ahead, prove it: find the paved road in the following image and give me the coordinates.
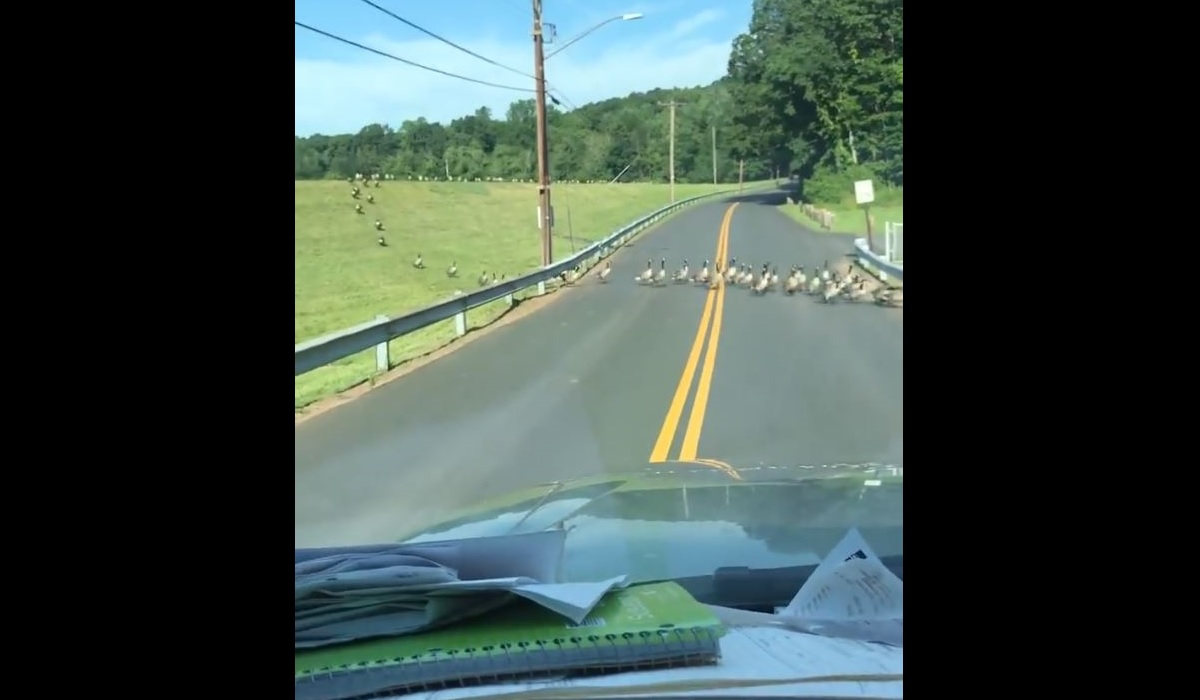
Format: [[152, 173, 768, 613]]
[[296, 190, 903, 546]]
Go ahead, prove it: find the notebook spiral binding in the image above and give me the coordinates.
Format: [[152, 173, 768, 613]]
[[295, 626, 723, 700]]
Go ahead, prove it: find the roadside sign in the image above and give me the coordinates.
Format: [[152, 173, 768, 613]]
[[854, 179, 875, 205]]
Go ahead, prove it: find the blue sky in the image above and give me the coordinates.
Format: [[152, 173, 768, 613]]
[[295, 0, 753, 136]]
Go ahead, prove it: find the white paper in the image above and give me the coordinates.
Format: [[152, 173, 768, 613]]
[[778, 528, 903, 646], [396, 625, 903, 699], [513, 575, 630, 623]]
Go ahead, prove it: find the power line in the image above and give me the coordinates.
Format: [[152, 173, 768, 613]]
[[359, 0, 534, 81], [356, 0, 580, 112], [295, 21, 534, 93]]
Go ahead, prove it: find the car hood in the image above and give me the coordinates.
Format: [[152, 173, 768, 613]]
[[398, 462, 902, 585]]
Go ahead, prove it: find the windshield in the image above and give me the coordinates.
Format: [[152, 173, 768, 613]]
[[294, 0, 903, 626], [394, 465, 901, 609]]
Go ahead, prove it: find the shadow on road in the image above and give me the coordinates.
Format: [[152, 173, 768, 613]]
[[723, 189, 791, 206]]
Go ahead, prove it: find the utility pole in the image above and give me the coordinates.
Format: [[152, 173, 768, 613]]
[[710, 125, 718, 187], [658, 100, 685, 202], [532, 0, 553, 267], [738, 159, 744, 192]]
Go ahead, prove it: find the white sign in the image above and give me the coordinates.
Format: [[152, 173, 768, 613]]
[[854, 179, 875, 205]]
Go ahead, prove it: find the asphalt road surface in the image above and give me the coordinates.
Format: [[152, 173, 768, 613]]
[[295, 190, 903, 546]]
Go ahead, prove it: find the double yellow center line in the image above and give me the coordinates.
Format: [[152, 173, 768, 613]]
[[649, 203, 738, 463]]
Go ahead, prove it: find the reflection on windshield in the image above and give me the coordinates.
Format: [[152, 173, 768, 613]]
[[400, 471, 901, 586], [559, 480, 901, 583]]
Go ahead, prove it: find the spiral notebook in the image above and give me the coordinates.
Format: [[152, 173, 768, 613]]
[[295, 580, 724, 700]]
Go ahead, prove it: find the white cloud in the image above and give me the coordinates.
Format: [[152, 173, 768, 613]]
[[294, 12, 736, 136], [664, 8, 724, 40]]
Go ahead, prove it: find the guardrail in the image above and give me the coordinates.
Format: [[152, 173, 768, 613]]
[[296, 185, 769, 376], [853, 236, 904, 283]]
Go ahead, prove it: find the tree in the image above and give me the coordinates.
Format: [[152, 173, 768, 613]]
[[296, 84, 752, 184], [725, 0, 903, 189]]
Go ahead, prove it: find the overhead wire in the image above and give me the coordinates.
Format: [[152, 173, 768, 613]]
[[294, 21, 534, 93], [358, 0, 534, 81], [356, 0, 579, 112]]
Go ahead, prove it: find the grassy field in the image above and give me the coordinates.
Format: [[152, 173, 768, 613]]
[[777, 187, 904, 235], [295, 179, 762, 409]]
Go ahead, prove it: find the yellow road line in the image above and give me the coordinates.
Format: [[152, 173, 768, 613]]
[[679, 203, 736, 460], [648, 204, 738, 463], [647, 294, 714, 462]]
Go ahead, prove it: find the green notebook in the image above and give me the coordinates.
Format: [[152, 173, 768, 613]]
[[295, 581, 724, 700]]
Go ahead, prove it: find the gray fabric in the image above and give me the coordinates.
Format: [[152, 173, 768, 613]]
[[295, 544, 508, 648]]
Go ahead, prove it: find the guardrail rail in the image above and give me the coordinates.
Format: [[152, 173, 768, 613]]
[[296, 184, 772, 377], [853, 236, 904, 283]]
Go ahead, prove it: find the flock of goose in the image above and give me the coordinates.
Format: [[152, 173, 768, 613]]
[[409, 253, 515, 289], [611, 256, 902, 307], [400, 249, 902, 308]]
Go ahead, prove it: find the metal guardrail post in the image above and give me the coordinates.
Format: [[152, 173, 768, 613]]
[[374, 314, 389, 371]]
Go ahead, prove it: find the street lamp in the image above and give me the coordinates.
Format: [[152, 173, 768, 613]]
[[533, 9, 644, 267], [546, 13, 644, 61]]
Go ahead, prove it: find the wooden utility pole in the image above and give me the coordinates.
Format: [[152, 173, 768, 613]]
[[532, 0, 554, 266], [711, 125, 718, 187], [658, 100, 685, 202], [738, 159, 744, 192]]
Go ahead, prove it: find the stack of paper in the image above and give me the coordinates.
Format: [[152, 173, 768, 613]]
[[295, 530, 628, 648], [778, 527, 903, 646], [708, 528, 903, 647]]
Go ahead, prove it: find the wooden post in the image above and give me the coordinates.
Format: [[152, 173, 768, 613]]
[[864, 204, 875, 252]]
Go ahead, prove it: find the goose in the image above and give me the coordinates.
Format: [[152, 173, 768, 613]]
[[412, 253, 425, 269], [707, 265, 723, 290], [478, 271, 489, 286], [693, 260, 710, 284], [845, 281, 871, 302], [874, 286, 903, 307], [598, 261, 612, 282], [737, 265, 753, 286], [654, 258, 668, 285], [819, 278, 841, 303], [446, 261, 458, 278], [724, 258, 739, 283], [636, 259, 654, 284], [673, 259, 690, 283]]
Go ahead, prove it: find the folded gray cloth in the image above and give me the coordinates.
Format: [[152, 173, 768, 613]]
[[296, 544, 508, 648]]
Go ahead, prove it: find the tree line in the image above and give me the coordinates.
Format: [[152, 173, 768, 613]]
[[294, 0, 902, 201]]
